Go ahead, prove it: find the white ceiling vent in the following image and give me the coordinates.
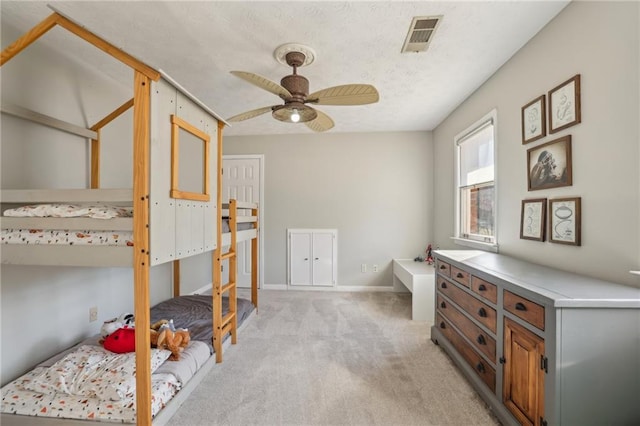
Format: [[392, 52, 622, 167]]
[[401, 15, 443, 53]]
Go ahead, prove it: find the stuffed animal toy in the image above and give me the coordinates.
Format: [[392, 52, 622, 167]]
[[103, 327, 135, 353], [151, 324, 190, 361], [118, 313, 135, 328]]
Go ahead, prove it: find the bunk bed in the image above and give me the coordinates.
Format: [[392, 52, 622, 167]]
[[0, 8, 258, 426]]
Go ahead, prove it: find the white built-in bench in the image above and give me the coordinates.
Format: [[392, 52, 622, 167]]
[[392, 259, 435, 321]]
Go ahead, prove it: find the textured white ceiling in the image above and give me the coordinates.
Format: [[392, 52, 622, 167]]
[[0, 1, 569, 136]]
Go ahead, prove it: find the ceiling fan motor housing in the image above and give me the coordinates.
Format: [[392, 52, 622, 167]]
[[281, 74, 309, 100]]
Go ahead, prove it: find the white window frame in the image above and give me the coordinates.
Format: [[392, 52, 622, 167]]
[[453, 109, 498, 253]]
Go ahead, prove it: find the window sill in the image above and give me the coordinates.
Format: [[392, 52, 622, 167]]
[[451, 237, 498, 253]]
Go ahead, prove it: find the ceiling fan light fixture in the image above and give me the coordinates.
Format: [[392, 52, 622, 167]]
[[272, 104, 317, 123]]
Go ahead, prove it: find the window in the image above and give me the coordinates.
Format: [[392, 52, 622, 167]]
[[455, 110, 497, 250]]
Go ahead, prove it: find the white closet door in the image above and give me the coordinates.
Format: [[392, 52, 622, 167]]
[[290, 233, 312, 286], [312, 232, 335, 286], [222, 156, 261, 288]]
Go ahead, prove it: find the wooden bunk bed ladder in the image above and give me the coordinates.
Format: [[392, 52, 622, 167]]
[[213, 199, 238, 362]]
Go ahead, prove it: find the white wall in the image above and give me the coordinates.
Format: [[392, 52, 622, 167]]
[[433, 1, 640, 287], [224, 131, 433, 288], [0, 21, 215, 384]]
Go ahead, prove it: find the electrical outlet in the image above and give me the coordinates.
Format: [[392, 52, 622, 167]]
[[373, 264, 378, 272], [361, 263, 367, 273], [89, 306, 98, 322]]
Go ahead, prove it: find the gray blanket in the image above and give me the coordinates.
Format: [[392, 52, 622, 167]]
[[150, 295, 254, 350]]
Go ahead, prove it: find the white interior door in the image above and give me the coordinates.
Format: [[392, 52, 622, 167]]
[[222, 155, 263, 288]]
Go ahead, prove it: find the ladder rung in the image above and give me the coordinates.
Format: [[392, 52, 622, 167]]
[[221, 282, 236, 293], [221, 251, 235, 260], [222, 311, 236, 328]]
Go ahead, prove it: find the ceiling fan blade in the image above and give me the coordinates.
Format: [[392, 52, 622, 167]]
[[230, 71, 292, 99], [307, 84, 379, 106], [305, 109, 334, 132], [227, 106, 274, 123]]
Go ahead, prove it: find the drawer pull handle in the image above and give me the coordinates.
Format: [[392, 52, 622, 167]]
[[515, 302, 527, 311], [440, 281, 447, 289], [476, 363, 485, 373], [478, 284, 486, 291], [456, 272, 464, 279], [439, 321, 446, 329], [476, 335, 486, 345], [440, 264, 447, 270], [478, 307, 487, 318], [440, 301, 446, 309]]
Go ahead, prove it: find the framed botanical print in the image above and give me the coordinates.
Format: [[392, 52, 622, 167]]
[[549, 197, 581, 246], [522, 95, 546, 144], [520, 198, 546, 241], [548, 74, 581, 134]]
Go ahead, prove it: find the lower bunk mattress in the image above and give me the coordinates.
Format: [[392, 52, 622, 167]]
[[1, 295, 255, 424]]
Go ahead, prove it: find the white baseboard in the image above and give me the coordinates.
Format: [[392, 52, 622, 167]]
[[263, 283, 396, 292]]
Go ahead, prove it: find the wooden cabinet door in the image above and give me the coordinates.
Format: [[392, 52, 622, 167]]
[[503, 318, 545, 426]]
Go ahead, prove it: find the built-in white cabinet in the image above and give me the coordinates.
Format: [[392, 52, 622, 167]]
[[288, 229, 337, 287]]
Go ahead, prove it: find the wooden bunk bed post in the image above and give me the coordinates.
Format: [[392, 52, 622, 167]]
[[132, 71, 152, 426], [252, 205, 259, 311]]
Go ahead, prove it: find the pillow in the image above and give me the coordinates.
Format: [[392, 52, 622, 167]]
[[21, 345, 170, 403]]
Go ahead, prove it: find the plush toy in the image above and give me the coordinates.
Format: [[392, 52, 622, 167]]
[[151, 323, 190, 361], [103, 327, 135, 353]]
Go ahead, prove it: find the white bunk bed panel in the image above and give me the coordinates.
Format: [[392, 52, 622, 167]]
[[148, 78, 218, 266]]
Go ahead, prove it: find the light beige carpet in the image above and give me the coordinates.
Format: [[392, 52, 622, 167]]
[[168, 290, 500, 426]]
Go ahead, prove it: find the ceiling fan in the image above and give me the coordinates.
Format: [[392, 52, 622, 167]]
[[227, 43, 379, 132]]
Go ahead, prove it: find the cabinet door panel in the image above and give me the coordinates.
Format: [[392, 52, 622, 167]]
[[290, 233, 311, 285], [312, 232, 334, 286], [503, 318, 545, 426]]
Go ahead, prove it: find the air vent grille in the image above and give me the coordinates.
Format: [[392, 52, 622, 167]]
[[402, 15, 442, 53]]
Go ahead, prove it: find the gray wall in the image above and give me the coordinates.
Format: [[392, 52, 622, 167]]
[[433, 1, 640, 288], [224, 131, 433, 287]]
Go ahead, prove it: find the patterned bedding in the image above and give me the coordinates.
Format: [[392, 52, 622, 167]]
[[1, 345, 179, 423], [1, 206, 246, 246], [1, 229, 134, 246], [1, 295, 253, 423]]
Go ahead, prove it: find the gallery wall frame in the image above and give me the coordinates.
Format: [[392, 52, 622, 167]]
[[527, 135, 572, 191], [548, 74, 581, 134], [548, 197, 581, 246], [521, 95, 546, 144], [520, 198, 546, 241]]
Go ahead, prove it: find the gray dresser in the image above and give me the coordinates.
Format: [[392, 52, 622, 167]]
[[431, 250, 640, 426]]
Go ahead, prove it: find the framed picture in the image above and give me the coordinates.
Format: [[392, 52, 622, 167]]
[[527, 135, 572, 191], [549, 197, 581, 246], [520, 198, 546, 241], [521, 95, 546, 144], [548, 74, 581, 133]]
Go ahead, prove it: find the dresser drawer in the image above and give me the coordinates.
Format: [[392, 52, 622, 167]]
[[504, 290, 545, 330], [450, 266, 470, 287], [436, 259, 451, 278], [471, 276, 497, 304], [436, 313, 496, 393], [437, 295, 496, 361], [437, 277, 497, 333]]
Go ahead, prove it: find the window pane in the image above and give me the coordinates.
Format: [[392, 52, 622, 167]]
[[460, 184, 495, 240], [459, 124, 494, 187]]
